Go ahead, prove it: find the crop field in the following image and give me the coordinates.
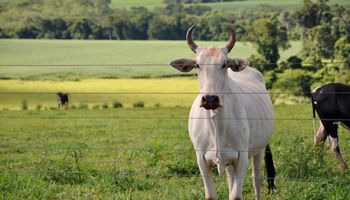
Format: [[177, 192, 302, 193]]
[[111, 0, 350, 10], [1, 104, 350, 199], [0, 40, 300, 80]]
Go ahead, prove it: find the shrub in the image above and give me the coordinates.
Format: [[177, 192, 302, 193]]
[[273, 69, 313, 97], [112, 100, 123, 108], [21, 100, 28, 110], [49, 106, 58, 110], [92, 104, 100, 109], [78, 102, 89, 109], [101, 102, 109, 109], [154, 103, 161, 108], [70, 104, 77, 109], [133, 101, 144, 108], [36, 104, 42, 110]]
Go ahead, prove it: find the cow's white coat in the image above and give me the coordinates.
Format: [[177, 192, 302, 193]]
[[187, 47, 274, 200]]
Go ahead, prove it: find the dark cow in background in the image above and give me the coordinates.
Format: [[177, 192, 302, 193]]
[[312, 83, 350, 170], [57, 92, 69, 109]]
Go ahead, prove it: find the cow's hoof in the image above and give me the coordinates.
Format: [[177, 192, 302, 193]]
[[340, 163, 348, 171]]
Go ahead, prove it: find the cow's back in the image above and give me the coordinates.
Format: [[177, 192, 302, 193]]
[[313, 83, 350, 119], [229, 67, 274, 156]]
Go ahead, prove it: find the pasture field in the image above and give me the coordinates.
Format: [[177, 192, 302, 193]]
[[1, 105, 350, 199], [110, 0, 350, 10], [0, 78, 198, 109], [0, 40, 301, 80]]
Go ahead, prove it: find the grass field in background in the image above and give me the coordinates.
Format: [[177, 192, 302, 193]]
[[1, 105, 350, 199], [110, 0, 350, 10], [0, 40, 301, 80], [0, 78, 198, 109]]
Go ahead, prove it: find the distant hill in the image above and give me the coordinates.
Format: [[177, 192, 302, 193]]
[[111, 0, 350, 10]]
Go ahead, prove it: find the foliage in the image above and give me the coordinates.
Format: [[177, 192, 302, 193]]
[[278, 55, 303, 72], [334, 36, 350, 65], [244, 18, 290, 70], [113, 100, 123, 108], [133, 101, 145, 108], [0, 0, 297, 40], [273, 69, 313, 96], [21, 100, 28, 110], [294, 0, 350, 62]]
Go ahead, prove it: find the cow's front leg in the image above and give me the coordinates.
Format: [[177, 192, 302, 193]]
[[197, 154, 217, 200], [230, 151, 248, 200], [252, 152, 263, 200], [329, 137, 348, 170]]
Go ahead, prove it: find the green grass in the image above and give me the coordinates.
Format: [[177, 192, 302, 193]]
[[111, 0, 163, 10], [0, 39, 301, 80], [110, 0, 350, 10], [1, 105, 350, 199]]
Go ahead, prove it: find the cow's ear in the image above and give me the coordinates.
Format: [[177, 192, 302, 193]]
[[170, 58, 197, 72], [226, 58, 249, 72]]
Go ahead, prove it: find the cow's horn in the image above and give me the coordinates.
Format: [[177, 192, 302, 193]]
[[226, 27, 236, 53], [186, 24, 198, 53]]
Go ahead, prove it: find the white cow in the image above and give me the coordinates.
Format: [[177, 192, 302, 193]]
[[170, 25, 275, 200]]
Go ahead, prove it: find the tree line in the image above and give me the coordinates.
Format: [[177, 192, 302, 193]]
[[0, 0, 299, 40]]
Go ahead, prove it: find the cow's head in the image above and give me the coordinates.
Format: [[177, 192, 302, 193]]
[[170, 25, 247, 110]]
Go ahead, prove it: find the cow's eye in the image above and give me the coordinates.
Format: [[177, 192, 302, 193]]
[[222, 64, 227, 69]]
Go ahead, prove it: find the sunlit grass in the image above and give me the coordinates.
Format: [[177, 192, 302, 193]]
[[0, 78, 198, 109]]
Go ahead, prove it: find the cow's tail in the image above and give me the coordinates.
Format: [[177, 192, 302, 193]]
[[265, 144, 276, 194]]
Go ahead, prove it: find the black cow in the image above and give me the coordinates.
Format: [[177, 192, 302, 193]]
[[312, 83, 350, 170], [56, 92, 69, 109]]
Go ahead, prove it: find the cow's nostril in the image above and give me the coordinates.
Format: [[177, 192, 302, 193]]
[[205, 95, 219, 103]]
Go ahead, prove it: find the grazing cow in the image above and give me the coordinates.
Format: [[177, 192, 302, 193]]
[[56, 92, 69, 109], [312, 83, 350, 170], [170, 25, 275, 200]]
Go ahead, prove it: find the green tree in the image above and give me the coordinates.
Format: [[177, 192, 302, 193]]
[[293, 0, 336, 62], [334, 36, 350, 65], [293, 0, 332, 29], [68, 18, 93, 39], [245, 18, 290, 71]]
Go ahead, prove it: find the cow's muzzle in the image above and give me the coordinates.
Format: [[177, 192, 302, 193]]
[[200, 95, 222, 110]]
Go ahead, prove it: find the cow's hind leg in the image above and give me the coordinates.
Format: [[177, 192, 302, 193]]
[[314, 121, 327, 147], [226, 165, 234, 193], [196, 154, 217, 200], [252, 151, 263, 200], [324, 122, 348, 170], [330, 136, 348, 170]]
